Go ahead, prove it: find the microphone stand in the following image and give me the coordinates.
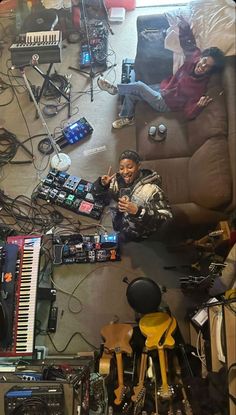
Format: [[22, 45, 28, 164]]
[[20, 63, 71, 171]]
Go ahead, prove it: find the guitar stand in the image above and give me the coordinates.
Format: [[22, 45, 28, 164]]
[[31, 62, 72, 118]]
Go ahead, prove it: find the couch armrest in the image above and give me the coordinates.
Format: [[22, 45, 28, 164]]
[[136, 14, 170, 34], [223, 56, 236, 213]]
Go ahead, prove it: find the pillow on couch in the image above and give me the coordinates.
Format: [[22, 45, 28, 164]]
[[189, 137, 232, 209]]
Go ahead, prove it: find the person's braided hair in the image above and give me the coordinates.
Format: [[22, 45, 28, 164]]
[[119, 149, 141, 164]]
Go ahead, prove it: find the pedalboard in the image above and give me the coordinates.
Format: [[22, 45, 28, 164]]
[[80, 20, 108, 68], [53, 232, 121, 265], [33, 169, 104, 220]]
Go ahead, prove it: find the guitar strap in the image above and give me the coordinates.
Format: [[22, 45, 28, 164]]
[[158, 316, 174, 347]]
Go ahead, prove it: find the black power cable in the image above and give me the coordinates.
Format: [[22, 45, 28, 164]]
[[43, 73, 69, 99], [0, 128, 18, 166], [11, 397, 50, 414], [0, 128, 33, 166], [0, 188, 81, 235]]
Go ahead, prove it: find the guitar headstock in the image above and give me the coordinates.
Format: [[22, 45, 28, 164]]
[[132, 385, 146, 415], [132, 384, 146, 403], [158, 384, 174, 400], [114, 385, 126, 406]]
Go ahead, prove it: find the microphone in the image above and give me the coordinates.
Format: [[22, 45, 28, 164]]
[[121, 195, 129, 202], [119, 188, 130, 201]]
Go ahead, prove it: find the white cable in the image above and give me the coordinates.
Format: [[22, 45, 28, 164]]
[[192, 329, 207, 367]]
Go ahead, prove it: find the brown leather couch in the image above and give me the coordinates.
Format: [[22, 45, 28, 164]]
[[134, 14, 236, 226]]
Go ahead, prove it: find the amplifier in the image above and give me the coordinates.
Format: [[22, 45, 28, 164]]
[[120, 58, 135, 103], [5, 384, 64, 415], [121, 58, 135, 84], [1, 359, 92, 415]]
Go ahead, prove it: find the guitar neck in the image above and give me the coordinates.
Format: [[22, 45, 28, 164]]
[[147, 356, 159, 415], [158, 347, 170, 398], [116, 351, 124, 386], [114, 351, 125, 406], [131, 351, 148, 405], [138, 351, 148, 385], [173, 354, 193, 415]]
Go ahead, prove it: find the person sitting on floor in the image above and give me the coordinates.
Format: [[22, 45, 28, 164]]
[[92, 149, 173, 242], [97, 17, 225, 129]]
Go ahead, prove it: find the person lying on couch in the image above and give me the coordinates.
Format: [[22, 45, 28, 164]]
[[97, 17, 225, 129], [92, 149, 173, 242]]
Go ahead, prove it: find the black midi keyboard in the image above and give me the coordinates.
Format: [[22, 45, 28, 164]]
[[10, 30, 62, 66]]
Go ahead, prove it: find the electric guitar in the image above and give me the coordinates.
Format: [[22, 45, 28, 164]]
[[131, 349, 148, 415], [139, 312, 177, 400], [99, 349, 113, 375], [100, 323, 133, 406], [173, 353, 193, 415], [147, 356, 159, 415]]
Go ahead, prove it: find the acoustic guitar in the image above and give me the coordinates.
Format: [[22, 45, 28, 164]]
[[139, 312, 177, 400], [100, 323, 133, 406]]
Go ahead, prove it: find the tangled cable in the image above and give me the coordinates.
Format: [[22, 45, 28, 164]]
[[0, 189, 82, 235], [0, 128, 18, 167]]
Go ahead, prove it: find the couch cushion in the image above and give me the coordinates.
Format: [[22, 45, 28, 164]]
[[188, 74, 227, 153], [141, 157, 190, 204], [189, 137, 232, 209], [136, 103, 190, 160]]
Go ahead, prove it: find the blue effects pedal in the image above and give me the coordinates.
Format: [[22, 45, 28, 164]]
[[62, 117, 93, 145], [80, 45, 92, 68]]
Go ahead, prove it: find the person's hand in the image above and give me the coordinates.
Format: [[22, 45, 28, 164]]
[[101, 166, 116, 187], [177, 15, 190, 30], [196, 95, 213, 107], [118, 197, 139, 215]]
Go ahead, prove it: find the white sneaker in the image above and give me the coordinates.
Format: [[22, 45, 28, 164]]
[[112, 117, 135, 129], [97, 77, 118, 95]]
